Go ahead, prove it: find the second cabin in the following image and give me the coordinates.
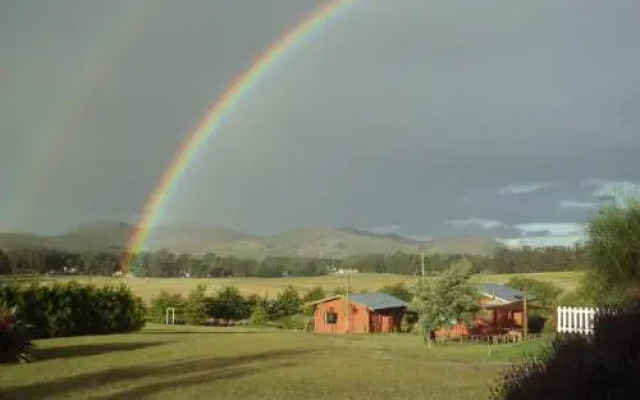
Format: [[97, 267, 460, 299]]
[[308, 293, 408, 334]]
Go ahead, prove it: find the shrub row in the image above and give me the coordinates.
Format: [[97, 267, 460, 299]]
[[0, 281, 146, 338], [149, 284, 323, 328]]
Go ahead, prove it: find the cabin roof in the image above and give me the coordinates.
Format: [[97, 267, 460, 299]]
[[349, 293, 408, 310], [476, 283, 531, 302], [306, 293, 407, 311]]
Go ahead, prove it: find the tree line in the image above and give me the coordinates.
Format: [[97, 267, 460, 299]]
[[0, 245, 587, 278], [148, 284, 344, 330]]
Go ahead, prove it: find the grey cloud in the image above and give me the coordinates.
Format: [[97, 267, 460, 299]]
[[497, 182, 558, 196], [1, 0, 639, 240], [362, 225, 401, 235], [559, 200, 598, 210], [498, 235, 586, 249], [514, 223, 585, 237], [447, 218, 509, 230], [581, 179, 640, 203]]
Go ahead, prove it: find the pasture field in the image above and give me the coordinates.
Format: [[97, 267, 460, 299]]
[[36, 271, 583, 302], [0, 324, 548, 400]]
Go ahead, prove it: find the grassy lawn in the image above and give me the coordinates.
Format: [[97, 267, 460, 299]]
[[0, 324, 547, 400], [37, 271, 583, 302]]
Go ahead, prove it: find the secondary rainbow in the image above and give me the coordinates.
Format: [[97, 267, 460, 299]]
[[8, 0, 154, 228], [123, 0, 356, 270]]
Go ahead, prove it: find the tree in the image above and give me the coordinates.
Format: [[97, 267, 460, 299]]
[[249, 303, 269, 326], [581, 200, 640, 305], [331, 287, 347, 296], [301, 286, 326, 316], [302, 286, 326, 303], [0, 250, 11, 275], [506, 276, 562, 308], [379, 282, 412, 302], [149, 290, 185, 324], [410, 262, 481, 348], [271, 285, 301, 319], [507, 276, 561, 333], [184, 285, 208, 325], [208, 286, 247, 324]]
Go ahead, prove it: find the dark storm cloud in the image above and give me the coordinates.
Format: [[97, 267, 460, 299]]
[[1, 0, 639, 245]]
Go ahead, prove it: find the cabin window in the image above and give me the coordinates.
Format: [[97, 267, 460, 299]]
[[325, 311, 338, 324]]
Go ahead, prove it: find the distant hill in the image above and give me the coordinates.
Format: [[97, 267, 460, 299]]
[[47, 221, 135, 251], [0, 222, 503, 258], [146, 223, 258, 254], [0, 233, 46, 249]]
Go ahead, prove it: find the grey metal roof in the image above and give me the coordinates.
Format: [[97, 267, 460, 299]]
[[476, 283, 527, 302], [349, 293, 408, 310]]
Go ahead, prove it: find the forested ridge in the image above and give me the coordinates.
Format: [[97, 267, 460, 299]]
[[0, 245, 587, 278]]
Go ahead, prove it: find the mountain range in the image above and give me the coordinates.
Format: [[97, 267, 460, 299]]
[[0, 221, 504, 258]]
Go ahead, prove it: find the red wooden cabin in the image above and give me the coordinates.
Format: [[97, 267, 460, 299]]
[[437, 283, 540, 338], [308, 293, 407, 334]]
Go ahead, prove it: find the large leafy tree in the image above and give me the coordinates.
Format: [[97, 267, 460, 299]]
[[184, 285, 209, 325], [302, 286, 326, 303], [270, 285, 301, 319], [581, 199, 640, 305], [0, 250, 11, 275], [506, 276, 562, 308], [207, 286, 248, 324], [410, 261, 481, 347], [379, 282, 412, 302]]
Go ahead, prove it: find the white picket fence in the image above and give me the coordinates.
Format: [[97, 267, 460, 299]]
[[556, 306, 598, 335]]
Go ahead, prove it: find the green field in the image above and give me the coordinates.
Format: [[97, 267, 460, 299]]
[[0, 324, 547, 400], [38, 271, 582, 302]]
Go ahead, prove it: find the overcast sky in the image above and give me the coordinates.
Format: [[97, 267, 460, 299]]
[[1, 0, 639, 246]]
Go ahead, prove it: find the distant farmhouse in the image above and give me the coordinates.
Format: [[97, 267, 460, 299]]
[[327, 267, 359, 275]]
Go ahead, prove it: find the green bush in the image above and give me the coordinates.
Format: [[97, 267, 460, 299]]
[[0, 302, 34, 363], [270, 285, 301, 319], [149, 291, 186, 324], [379, 282, 413, 302], [249, 303, 269, 326], [302, 286, 326, 303], [527, 314, 547, 334], [0, 281, 145, 338], [184, 285, 209, 325], [541, 318, 556, 335], [207, 286, 251, 325], [278, 314, 312, 331], [506, 276, 562, 308], [491, 304, 640, 400]]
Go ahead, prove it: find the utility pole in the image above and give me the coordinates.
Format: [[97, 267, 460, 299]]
[[418, 245, 425, 277], [523, 284, 528, 341], [345, 271, 351, 334]]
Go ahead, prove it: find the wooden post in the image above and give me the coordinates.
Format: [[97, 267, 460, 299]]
[[523, 285, 528, 341], [345, 272, 350, 334], [418, 245, 425, 277]]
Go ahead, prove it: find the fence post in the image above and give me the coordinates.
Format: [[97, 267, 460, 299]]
[[557, 307, 562, 333]]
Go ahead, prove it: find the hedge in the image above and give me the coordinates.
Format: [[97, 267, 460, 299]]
[[0, 281, 146, 338], [490, 304, 640, 399], [0, 301, 34, 363]]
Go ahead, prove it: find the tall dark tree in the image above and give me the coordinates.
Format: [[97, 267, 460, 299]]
[[580, 200, 640, 305], [0, 249, 11, 275]]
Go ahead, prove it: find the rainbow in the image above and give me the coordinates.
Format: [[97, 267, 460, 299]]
[[123, 0, 356, 270]]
